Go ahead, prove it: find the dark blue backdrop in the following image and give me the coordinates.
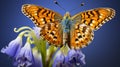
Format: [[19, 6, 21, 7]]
[[0, 0, 120, 67]]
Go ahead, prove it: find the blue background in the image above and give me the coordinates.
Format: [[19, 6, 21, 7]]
[[0, 0, 120, 67]]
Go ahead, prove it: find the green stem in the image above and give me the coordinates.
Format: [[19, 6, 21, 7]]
[[39, 39, 46, 67], [17, 30, 30, 38], [30, 31, 46, 67], [14, 26, 33, 33], [46, 45, 57, 67]]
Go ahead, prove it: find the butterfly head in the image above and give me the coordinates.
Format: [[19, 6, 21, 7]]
[[61, 12, 72, 33], [63, 12, 71, 20], [62, 12, 71, 25]]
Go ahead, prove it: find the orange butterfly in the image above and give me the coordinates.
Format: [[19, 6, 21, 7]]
[[22, 4, 115, 49]]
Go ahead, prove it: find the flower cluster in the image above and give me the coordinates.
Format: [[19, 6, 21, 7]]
[[1, 26, 86, 67]]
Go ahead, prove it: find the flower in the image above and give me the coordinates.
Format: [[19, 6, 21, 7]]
[[53, 51, 66, 67], [1, 36, 22, 57], [33, 27, 41, 39], [53, 48, 86, 67], [32, 48, 43, 67], [15, 42, 34, 67], [66, 49, 86, 66]]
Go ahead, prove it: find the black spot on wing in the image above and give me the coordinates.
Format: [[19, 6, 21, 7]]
[[88, 19, 93, 26], [37, 8, 42, 17]]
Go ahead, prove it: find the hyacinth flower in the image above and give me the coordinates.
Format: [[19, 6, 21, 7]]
[[1, 26, 86, 67], [15, 38, 34, 67], [53, 45, 86, 67], [1, 35, 22, 57], [66, 49, 86, 66], [0, 28, 31, 58]]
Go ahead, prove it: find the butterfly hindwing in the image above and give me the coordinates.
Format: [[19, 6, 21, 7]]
[[70, 23, 94, 49], [40, 22, 63, 46], [72, 8, 115, 30], [22, 4, 63, 46]]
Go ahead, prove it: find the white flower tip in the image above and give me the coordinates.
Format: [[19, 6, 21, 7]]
[[1, 48, 5, 53]]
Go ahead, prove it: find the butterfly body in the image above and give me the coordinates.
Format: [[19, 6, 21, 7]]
[[61, 12, 72, 45], [22, 4, 115, 49]]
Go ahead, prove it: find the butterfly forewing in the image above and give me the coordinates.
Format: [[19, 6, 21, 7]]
[[22, 4, 63, 46], [72, 8, 115, 30], [22, 4, 62, 27]]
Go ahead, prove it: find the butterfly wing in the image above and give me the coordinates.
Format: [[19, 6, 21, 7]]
[[71, 8, 115, 30], [70, 23, 94, 49], [22, 4, 62, 27], [22, 4, 63, 46], [40, 22, 63, 46], [70, 8, 115, 49]]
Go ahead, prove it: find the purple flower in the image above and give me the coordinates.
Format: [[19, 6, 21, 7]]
[[66, 49, 86, 66], [33, 27, 41, 38], [53, 51, 73, 67], [53, 51, 66, 67], [32, 49, 43, 67], [15, 42, 34, 67], [1, 36, 22, 57], [53, 49, 86, 67]]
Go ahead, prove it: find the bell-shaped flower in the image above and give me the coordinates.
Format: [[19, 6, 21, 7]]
[[53, 50, 66, 67], [66, 49, 86, 66], [15, 42, 34, 67], [1, 36, 22, 57], [32, 48, 43, 67], [53, 50, 73, 67]]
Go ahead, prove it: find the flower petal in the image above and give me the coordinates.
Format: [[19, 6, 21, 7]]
[[15, 42, 33, 67], [1, 36, 22, 57], [66, 49, 86, 66], [33, 27, 41, 39], [53, 51, 65, 67]]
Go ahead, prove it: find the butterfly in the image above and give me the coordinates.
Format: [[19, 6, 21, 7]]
[[22, 4, 115, 49]]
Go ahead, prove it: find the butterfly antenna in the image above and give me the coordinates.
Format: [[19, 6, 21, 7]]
[[54, 0, 66, 12], [70, 3, 85, 12]]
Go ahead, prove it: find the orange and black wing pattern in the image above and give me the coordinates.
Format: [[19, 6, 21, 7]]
[[70, 23, 94, 49], [70, 8, 115, 49], [22, 4, 63, 46], [72, 8, 115, 31]]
